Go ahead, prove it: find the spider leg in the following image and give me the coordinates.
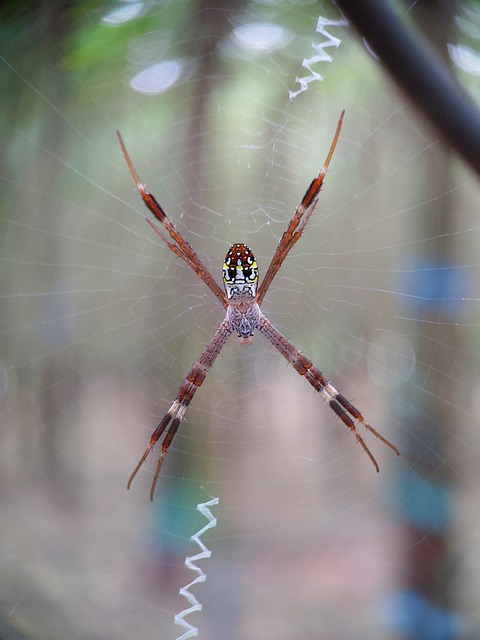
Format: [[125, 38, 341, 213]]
[[332, 392, 399, 456], [127, 319, 233, 500], [257, 315, 399, 470], [117, 131, 227, 309], [257, 110, 344, 305]]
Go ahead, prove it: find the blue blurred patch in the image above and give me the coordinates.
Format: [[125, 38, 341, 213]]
[[398, 257, 470, 319], [384, 589, 463, 640]]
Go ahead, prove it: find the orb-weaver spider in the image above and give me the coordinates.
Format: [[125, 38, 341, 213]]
[[117, 111, 399, 500]]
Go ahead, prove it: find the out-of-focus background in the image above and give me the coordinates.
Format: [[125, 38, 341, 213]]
[[2, 1, 480, 639]]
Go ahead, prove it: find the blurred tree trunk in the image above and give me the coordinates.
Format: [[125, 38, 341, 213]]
[[1, 0, 84, 500], [396, 2, 465, 638]]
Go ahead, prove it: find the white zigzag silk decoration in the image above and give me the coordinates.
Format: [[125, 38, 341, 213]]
[[289, 13, 348, 100], [174, 497, 219, 640]]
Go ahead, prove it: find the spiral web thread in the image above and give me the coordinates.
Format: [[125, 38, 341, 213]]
[[289, 12, 348, 100], [174, 497, 219, 640]]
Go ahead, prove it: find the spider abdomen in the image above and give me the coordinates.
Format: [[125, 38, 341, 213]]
[[223, 243, 259, 299]]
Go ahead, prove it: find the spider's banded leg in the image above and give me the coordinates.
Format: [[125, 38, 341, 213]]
[[331, 392, 399, 456], [257, 315, 399, 469], [117, 131, 227, 309], [127, 319, 233, 500], [257, 110, 344, 305]]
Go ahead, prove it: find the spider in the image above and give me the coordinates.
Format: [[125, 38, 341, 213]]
[[117, 111, 399, 500]]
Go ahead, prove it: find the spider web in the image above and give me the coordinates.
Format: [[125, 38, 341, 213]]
[[1, 1, 480, 639]]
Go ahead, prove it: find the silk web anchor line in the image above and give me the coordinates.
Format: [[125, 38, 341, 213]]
[[289, 13, 348, 100], [174, 497, 219, 640]]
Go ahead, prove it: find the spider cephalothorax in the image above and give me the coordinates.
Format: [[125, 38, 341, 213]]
[[117, 111, 399, 500]]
